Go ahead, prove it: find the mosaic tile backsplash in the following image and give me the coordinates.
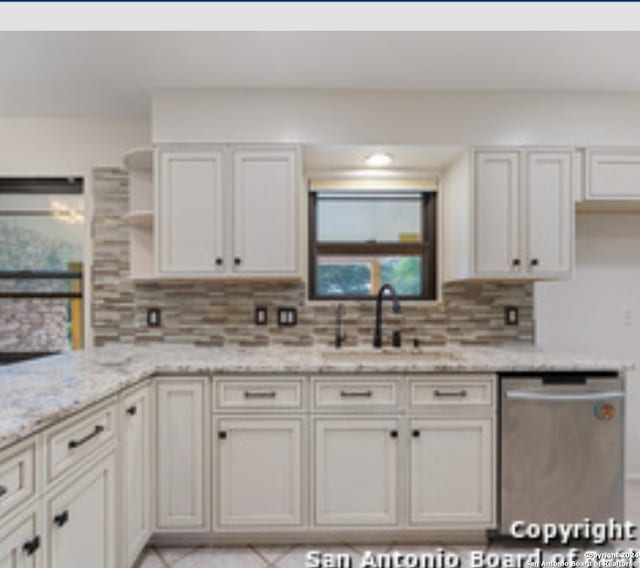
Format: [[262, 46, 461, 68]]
[[91, 168, 535, 348]]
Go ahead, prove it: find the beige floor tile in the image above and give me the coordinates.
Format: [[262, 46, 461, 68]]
[[137, 548, 169, 568], [173, 547, 268, 568], [276, 545, 356, 568], [251, 545, 296, 564], [156, 547, 197, 565]]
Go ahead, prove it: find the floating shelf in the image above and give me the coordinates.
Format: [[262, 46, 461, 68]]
[[123, 146, 155, 280], [123, 147, 153, 172], [124, 211, 153, 229]]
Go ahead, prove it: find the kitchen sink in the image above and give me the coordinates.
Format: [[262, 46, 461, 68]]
[[321, 348, 464, 362]]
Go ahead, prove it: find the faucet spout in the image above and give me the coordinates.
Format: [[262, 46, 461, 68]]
[[373, 284, 401, 348]]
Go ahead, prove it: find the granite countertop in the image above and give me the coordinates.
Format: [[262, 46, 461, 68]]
[[0, 344, 632, 451]]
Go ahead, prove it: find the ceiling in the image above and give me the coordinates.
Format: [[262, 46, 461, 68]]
[[3, 31, 640, 117]]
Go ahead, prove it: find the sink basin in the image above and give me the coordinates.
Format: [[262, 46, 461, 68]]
[[321, 349, 464, 363]]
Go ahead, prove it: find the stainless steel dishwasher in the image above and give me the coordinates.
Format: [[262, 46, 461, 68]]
[[500, 373, 625, 535]]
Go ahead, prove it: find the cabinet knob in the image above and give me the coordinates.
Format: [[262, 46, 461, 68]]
[[54, 510, 69, 528], [530, 258, 539, 266], [215, 258, 223, 266], [389, 430, 398, 439], [512, 258, 521, 267], [0, 484, 7, 498], [218, 431, 227, 440], [234, 257, 242, 266], [412, 430, 421, 438], [22, 536, 40, 556], [126, 405, 137, 416]]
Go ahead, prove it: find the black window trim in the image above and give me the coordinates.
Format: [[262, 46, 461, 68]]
[[308, 190, 437, 301]]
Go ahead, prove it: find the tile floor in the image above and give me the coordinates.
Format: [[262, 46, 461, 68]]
[[137, 482, 640, 568]]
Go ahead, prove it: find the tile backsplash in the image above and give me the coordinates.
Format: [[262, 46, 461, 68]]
[[91, 168, 534, 348]]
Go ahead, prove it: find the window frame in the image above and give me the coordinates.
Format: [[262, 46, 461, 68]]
[[0, 177, 84, 300], [308, 190, 437, 301]]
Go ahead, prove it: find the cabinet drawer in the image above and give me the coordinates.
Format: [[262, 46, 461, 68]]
[[313, 378, 398, 410], [0, 439, 36, 519], [410, 377, 494, 408], [45, 399, 116, 484], [215, 379, 303, 410]]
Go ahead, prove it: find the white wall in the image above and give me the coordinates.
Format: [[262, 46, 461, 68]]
[[0, 117, 151, 347], [153, 89, 640, 145], [535, 213, 640, 479]]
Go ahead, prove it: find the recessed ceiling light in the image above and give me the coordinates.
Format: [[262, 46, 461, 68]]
[[365, 153, 393, 167]]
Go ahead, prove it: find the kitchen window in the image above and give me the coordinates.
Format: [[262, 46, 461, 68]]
[[308, 181, 437, 300], [0, 177, 85, 353]]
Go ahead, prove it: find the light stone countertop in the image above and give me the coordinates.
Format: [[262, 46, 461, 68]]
[[0, 344, 632, 451]]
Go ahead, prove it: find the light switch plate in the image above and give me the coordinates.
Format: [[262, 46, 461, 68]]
[[278, 307, 297, 327], [504, 306, 519, 326], [147, 308, 161, 327], [255, 306, 268, 325]]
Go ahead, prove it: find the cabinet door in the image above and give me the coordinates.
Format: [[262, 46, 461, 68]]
[[46, 453, 116, 568], [586, 148, 640, 200], [473, 151, 522, 277], [121, 384, 152, 566], [157, 149, 225, 275], [216, 418, 303, 528], [314, 418, 398, 526], [410, 419, 492, 526], [526, 151, 574, 277], [232, 149, 298, 275], [0, 510, 40, 568], [156, 378, 208, 530]]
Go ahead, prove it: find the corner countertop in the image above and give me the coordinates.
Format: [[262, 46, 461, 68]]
[[0, 344, 632, 451]]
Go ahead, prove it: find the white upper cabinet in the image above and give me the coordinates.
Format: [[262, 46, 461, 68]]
[[526, 151, 573, 277], [585, 148, 640, 200], [155, 145, 300, 278], [156, 148, 225, 276], [232, 150, 298, 275], [474, 151, 521, 277], [444, 147, 575, 281]]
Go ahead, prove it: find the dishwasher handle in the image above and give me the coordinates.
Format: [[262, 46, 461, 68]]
[[504, 390, 624, 402]]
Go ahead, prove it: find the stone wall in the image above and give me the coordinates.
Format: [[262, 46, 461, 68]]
[[92, 168, 535, 348]]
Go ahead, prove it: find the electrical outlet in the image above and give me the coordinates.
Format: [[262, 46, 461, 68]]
[[504, 306, 519, 326], [278, 307, 297, 327], [147, 308, 161, 327], [255, 306, 268, 325]]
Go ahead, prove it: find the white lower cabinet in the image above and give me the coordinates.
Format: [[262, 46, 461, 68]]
[[120, 383, 152, 566], [216, 417, 303, 528], [314, 418, 399, 526], [45, 452, 116, 568], [410, 418, 493, 526], [0, 509, 40, 568], [156, 377, 209, 531]]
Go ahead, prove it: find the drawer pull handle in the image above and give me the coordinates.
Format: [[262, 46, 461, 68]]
[[0, 485, 7, 498], [340, 390, 373, 398], [68, 425, 105, 449], [243, 390, 277, 399], [54, 510, 69, 528], [126, 405, 137, 416], [434, 389, 467, 398], [23, 536, 40, 555]]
